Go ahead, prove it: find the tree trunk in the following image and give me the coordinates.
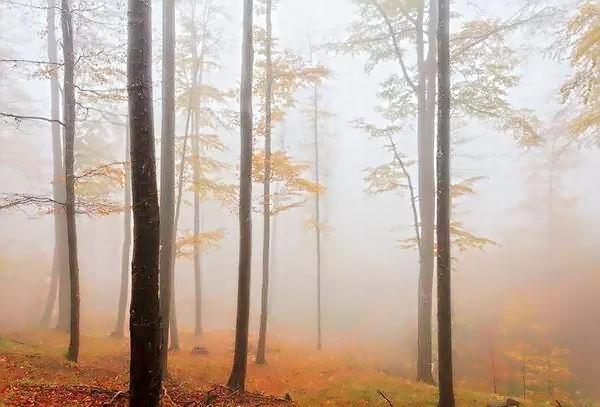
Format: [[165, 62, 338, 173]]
[[159, 0, 176, 379], [61, 0, 80, 363], [112, 130, 131, 338], [127, 0, 162, 399], [417, 0, 437, 384], [256, 0, 272, 366], [313, 83, 323, 351], [436, 0, 454, 404], [227, 0, 254, 391], [43, 0, 69, 332], [192, 130, 203, 336]]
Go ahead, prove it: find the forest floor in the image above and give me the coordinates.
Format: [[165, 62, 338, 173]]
[[0, 330, 545, 406]]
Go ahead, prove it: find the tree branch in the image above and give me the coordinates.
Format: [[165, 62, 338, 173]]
[[370, 0, 418, 93], [0, 112, 65, 127]]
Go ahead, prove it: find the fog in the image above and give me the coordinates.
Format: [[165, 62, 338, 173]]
[[0, 0, 599, 404]]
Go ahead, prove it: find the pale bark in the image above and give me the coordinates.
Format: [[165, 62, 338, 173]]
[[159, 0, 176, 378], [112, 131, 131, 338], [256, 0, 273, 365]]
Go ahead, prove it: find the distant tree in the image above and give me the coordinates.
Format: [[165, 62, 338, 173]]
[[227, 0, 253, 392], [253, 18, 327, 361], [256, 0, 273, 366], [304, 44, 332, 351], [127, 0, 162, 400], [175, 0, 236, 338], [111, 129, 131, 338], [39, 0, 68, 331], [560, 1, 599, 144], [339, 0, 546, 381], [159, 0, 176, 378]]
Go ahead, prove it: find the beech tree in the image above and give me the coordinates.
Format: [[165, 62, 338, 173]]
[[227, 0, 253, 391], [127, 0, 162, 400], [159, 0, 176, 377], [436, 0, 454, 404], [39, 0, 68, 331], [253, 22, 326, 360], [339, 0, 546, 382]]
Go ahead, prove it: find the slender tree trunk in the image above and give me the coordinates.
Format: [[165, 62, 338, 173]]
[[169, 109, 193, 352], [43, 0, 70, 332], [256, 0, 272, 366], [159, 0, 176, 379], [522, 354, 526, 399], [61, 0, 80, 363], [40, 259, 59, 327], [436, 0, 454, 404], [489, 332, 497, 394], [313, 83, 323, 351], [227, 0, 254, 391], [112, 131, 131, 338], [192, 129, 203, 336], [127, 0, 162, 399], [416, 2, 435, 384]]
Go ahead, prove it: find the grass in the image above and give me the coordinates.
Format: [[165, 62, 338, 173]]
[[0, 330, 554, 406]]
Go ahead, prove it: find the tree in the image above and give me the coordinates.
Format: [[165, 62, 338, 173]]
[[256, 0, 273, 366], [339, 0, 544, 382], [39, 0, 69, 331], [227, 0, 253, 391], [436, 0, 454, 404], [61, 0, 80, 363], [111, 128, 131, 338], [560, 1, 599, 144], [128, 0, 162, 400], [253, 22, 327, 360], [176, 0, 236, 339], [305, 45, 332, 351], [159, 0, 176, 378]]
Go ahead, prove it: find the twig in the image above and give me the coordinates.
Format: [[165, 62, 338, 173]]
[[377, 390, 394, 406], [103, 390, 128, 406]]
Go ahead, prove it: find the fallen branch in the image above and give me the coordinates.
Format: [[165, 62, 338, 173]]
[[377, 389, 394, 406]]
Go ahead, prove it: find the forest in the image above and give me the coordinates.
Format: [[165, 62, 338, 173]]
[[0, 0, 598, 405]]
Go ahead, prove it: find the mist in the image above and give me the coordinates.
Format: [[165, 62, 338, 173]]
[[0, 0, 598, 405]]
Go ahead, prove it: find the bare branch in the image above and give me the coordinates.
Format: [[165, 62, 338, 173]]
[[0, 112, 65, 127]]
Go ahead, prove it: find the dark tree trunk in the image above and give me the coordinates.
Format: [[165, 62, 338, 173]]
[[127, 0, 162, 399], [159, 0, 176, 379], [227, 0, 253, 391], [61, 0, 80, 363], [256, 0, 272, 366], [436, 0, 454, 404], [112, 131, 131, 338]]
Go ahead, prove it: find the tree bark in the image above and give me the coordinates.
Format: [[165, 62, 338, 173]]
[[227, 0, 253, 391], [127, 0, 162, 400], [159, 0, 176, 379], [436, 0, 455, 404], [313, 82, 323, 351], [256, 0, 272, 365], [192, 128, 203, 336], [61, 0, 80, 363], [417, 0, 436, 384], [41, 0, 69, 332], [112, 130, 131, 338]]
